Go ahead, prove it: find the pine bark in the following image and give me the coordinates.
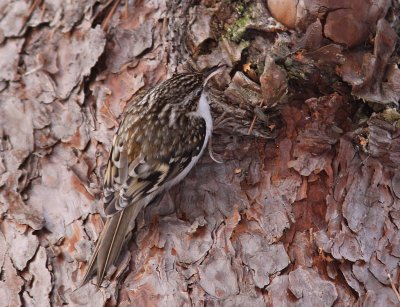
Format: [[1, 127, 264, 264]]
[[0, 0, 399, 306]]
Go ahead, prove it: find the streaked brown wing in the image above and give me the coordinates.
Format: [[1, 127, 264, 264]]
[[103, 114, 206, 216]]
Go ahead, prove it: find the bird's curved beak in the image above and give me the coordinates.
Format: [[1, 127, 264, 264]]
[[203, 63, 228, 85]]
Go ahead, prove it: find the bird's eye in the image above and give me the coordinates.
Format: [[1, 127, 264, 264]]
[[196, 88, 202, 97]]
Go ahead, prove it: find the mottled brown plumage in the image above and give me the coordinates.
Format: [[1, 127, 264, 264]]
[[82, 67, 224, 287]]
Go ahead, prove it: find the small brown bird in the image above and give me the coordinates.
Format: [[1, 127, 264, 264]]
[[82, 66, 225, 287]]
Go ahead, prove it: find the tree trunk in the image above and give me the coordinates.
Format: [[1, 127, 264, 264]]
[[0, 0, 399, 306]]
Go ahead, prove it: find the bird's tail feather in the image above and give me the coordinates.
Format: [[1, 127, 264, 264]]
[[81, 204, 142, 287]]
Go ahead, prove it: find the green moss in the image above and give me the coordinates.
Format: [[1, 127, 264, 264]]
[[221, 0, 253, 43], [225, 12, 251, 43], [235, 2, 245, 15], [382, 108, 400, 127]]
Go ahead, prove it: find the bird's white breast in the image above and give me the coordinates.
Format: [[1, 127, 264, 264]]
[[197, 91, 213, 146], [164, 91, 212, 189]]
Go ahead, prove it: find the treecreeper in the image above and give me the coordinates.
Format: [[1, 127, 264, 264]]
[[82, 65, 225, 287]]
